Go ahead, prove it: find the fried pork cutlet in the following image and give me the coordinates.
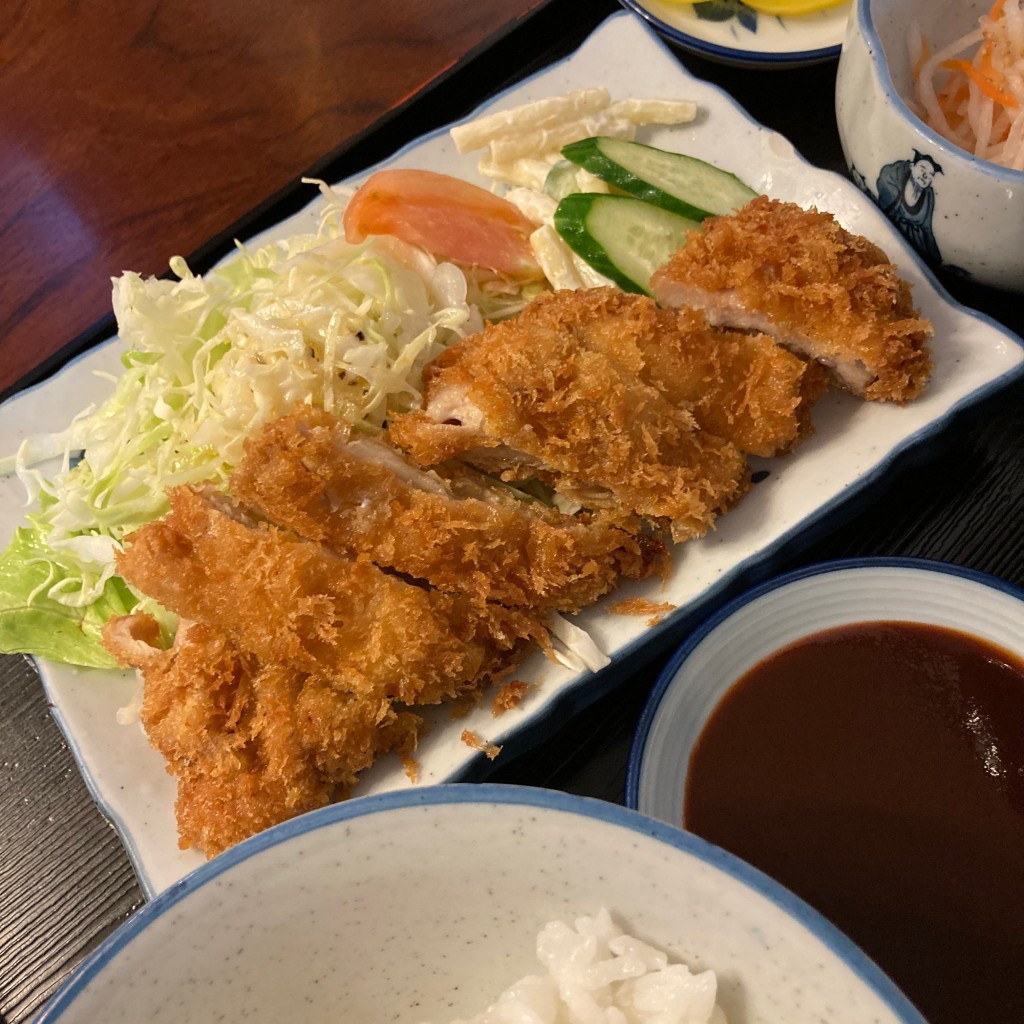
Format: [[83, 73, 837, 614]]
[[229, 409, 663, 613], [116, 484, 547, 706], [388, 303, 750, 543], [102, 614, 420, 857], [520, 287, 828, 457], [650, 196, 933, 402]]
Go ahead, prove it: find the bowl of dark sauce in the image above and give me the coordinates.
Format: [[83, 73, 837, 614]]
[[627, 557, 1024, 1024]]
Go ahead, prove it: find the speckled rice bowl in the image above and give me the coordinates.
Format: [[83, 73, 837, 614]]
[[34, 785, 927, 1024]]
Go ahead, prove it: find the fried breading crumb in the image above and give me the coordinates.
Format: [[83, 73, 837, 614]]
[[231, 408, 663, 614], [651, 197, 933, 402], [461, 729, 503, 760], [388, 290, 752, 544], [492, 680, 534, 716], [524, 288, 826, 458], [609, 597, 677, 626], [101, 614, 429, 858], [402, 755, 420, 783], [116, 485, 547, 708]]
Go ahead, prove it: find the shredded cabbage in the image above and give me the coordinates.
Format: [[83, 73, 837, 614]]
[[1, 181, 530, 666]]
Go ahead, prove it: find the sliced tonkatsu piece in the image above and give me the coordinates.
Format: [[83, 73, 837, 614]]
[[102, 614, 421, 857], [650, 196, 933, 402], [647, 306, 828, 456], [521, 287, 828, 457], [115, 484, 547, 706], [229, 408, 664, 613], [387, 298, 751, 544]]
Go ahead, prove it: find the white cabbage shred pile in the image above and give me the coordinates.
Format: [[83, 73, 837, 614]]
[[0, 183, 488, 664]]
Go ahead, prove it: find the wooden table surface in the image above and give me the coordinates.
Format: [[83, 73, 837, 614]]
[[1, 1, 1022, 1020], [0, 0, 545, 398]]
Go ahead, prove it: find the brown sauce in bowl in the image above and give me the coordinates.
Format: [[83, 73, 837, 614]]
[[684, 621, 1024, 1024]]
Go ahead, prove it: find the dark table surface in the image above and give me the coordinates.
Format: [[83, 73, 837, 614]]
[[1, 1, 1022, 1020]]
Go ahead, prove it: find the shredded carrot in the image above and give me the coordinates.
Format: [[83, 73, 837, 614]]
[[938, 80, 971, 130], [910, 2, 1024, 169], [941, 58, 1020, 107]]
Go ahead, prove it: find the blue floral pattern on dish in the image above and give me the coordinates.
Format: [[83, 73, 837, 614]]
[[692, 0, 759, 34]]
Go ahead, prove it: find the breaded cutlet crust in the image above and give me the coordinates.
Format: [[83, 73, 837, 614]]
[[102, 615, 421, 857], [389, 298, 751, 542], [651, 196, 933, 402], [115, 484, 546, 706], [230, 408, 663, 613], [522, 287, 827, 457]]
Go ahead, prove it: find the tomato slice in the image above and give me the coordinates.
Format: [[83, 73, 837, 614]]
[[343, 168, 542, 279]]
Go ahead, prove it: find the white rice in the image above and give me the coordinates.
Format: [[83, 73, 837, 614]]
[[424, 909, 727, 1024]]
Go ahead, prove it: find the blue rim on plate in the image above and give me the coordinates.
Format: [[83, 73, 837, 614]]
[[625, 555, 1024, 810], [618, 0, 845, 67], [36, 782, 928, 1024]]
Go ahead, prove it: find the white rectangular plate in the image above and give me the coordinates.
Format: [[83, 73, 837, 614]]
[[1, 11, 1021, 897]]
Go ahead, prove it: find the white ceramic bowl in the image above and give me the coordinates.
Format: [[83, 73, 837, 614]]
[[627, 557, 1024, 822], [620, 0, 850, 68], [835, 0, 1024, 292], [37, 785, 926, 1024]]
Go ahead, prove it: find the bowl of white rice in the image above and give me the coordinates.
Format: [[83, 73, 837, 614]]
[[35, 784, 925, 1024]]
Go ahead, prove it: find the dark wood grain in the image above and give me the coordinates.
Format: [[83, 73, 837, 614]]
[[0, 0, 545, 396], [1, 0, 1022, 1021]]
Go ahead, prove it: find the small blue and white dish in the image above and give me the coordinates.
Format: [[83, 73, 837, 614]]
[[836, 0, 1024, 291], [36, 784, 926, 1024], [627, 556, 1024, 823], [627, 557, 1024, 1022], [619, 0, 851, 68]]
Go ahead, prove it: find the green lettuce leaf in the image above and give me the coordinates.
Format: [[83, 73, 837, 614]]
[[0, 527, 136, 668]]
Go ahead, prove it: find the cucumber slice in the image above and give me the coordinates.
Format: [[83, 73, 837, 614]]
[[561, 136, 758, 221], [544, 160, 583, 202], [554, 193, 699, 295]]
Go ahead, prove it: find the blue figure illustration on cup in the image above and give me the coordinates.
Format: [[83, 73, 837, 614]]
[[851, 150, 958, 275], [875, 151, 943, 266]]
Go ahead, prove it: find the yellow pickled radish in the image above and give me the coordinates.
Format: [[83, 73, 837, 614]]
[[738, 0, 847, 14]]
